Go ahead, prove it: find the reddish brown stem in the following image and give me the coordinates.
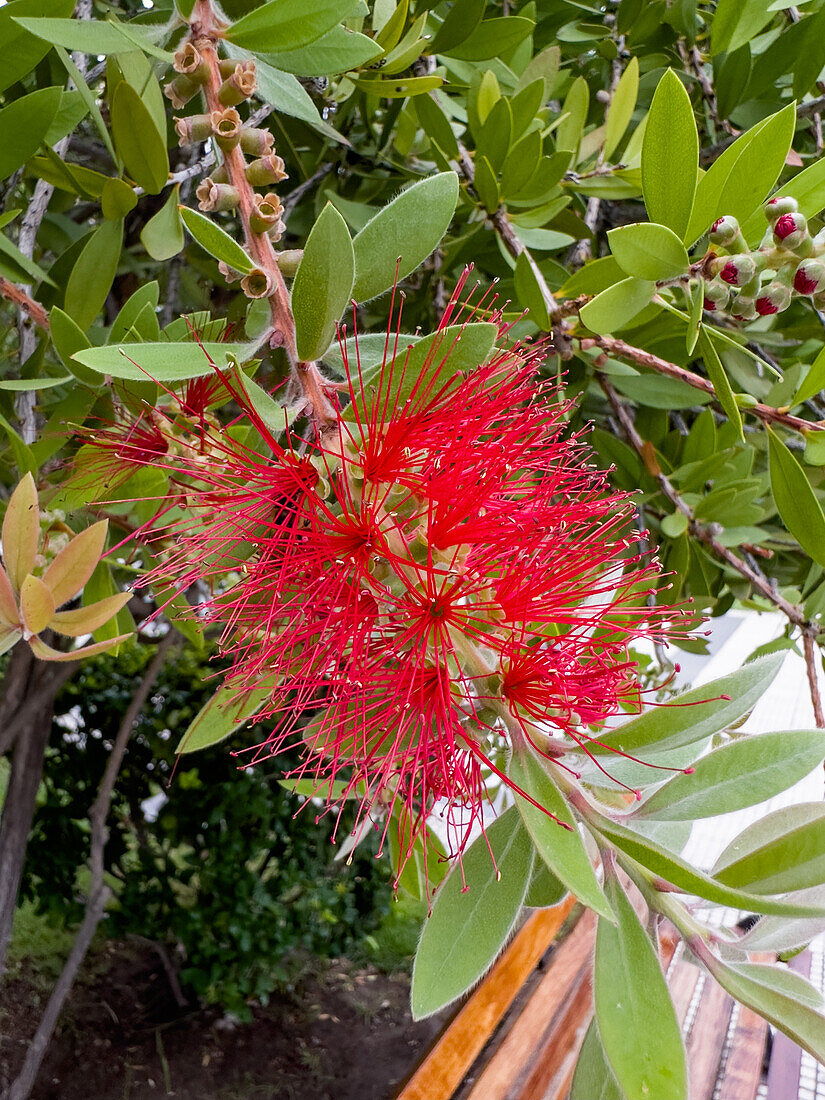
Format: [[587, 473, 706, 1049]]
[[188, 0, 336, 424], [0, 279, 49, 331], [583, 334, 825, 434]]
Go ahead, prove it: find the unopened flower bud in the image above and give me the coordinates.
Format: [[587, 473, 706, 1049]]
[[211, 108, 242, 151], [731, 298, 757, 321], [245, 154, 288, 187], [218, 61, 257, 107], [793, 258, 825, 295], [174, 43, 209, 82], [765, 195, 799, 224], [250, 192, 284, 236], [755, 282, 792, 316], [175, 114, 213, 145], [275, 249, 302, 277], [196, 177, 240, 212], [241, 267, 274, 298], [717, 254, 757, 286], [703, 280, 730, 311], [709, 215, 746, 252], [164, 74, 199, 109], [773, 211, 812, 254], [240, 127, 275, 156]]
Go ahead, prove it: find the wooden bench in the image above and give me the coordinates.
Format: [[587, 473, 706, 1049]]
[[394, 897, 808, 1100]]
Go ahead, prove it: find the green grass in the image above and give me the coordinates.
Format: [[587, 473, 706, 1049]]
[[5, 901, 77, 984], [357, 893, 426, 973]]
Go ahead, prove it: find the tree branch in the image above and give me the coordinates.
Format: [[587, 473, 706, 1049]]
[[3, 634, 177, 1100], [0, 279, 50, 331], [582, 333, 825, 434]]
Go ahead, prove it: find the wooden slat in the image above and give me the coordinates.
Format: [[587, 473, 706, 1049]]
[[686, 977, 735, 1100], [464, 910, 597, 1100], [765, 950, 812, 1100], [518, 965, 593, 1100], [395, 896, 577, 1100], [715, 1005, 770, 1100]]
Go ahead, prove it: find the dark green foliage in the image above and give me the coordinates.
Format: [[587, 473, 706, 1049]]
[[22, 644, 391, 1015]]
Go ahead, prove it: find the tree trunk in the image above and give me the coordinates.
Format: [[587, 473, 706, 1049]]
[[0, 647, 74, 976]]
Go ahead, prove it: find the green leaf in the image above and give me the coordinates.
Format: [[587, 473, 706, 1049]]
[[0, 376, 70, 392], [569, 1019, 625, 1100], [593, 653, 784, 758], [604, 56, 638, 161], [473, 154, 500, 213], [63, 219, 123, 332], [445, 16, 533, 61], [508, 747, 614, 920], [0, 0, 75, 96], [595, 876, 687, 1100], [701, 953, 825, 1065], [12, 15, 170, 59], [685, 105, 796, 246], [352, 172, 458, 301], [72, 341, 254, 381], [101, 178, 137, 221], [111, 81, 168, 195], [110, 282, 160, 344], [49, 307, 98, 385], [738, 885, 825, 951], [712, 0, 775, 55], [231, 49, 346, 143], [410, 806, 532, 1019], [795, 345, 825, 406], [641, 70, 698, 238], [579, 277, 655, 334], [415, 93, 459, 158], [227, 0, 357, 51], [514, 250, 551, 330], [0, 86, 62, 181], [176, 684, 270, 753], [354, 74, 444, 98], [637, 729, 825, 821], [556, 75, 590, 158], [524, 858, 566, 908], [697, 328, 744, 441], [768, 428, 825, 568], [258, 25, 382, 75], [742, 155, 825, 243], [179, 207, 255, 275], [234, 372, 295, 436], [595, 815, 825, 917], [0, 225, 55, 287], [344, 322, 497, 422], [429, 0, 485, 53], [713, 804, 825, 894], [608, 223, 689, 281], [140, 185, 184, 262], [292, 203, 355, 361]]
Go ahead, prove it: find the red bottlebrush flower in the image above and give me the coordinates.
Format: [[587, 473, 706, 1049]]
[[129, 282, 682, 885]]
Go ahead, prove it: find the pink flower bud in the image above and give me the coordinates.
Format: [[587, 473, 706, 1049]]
[[765, 195, 799, 224], [793, 258, 825, 295], [773, 211, 810, 253], [718, 255, 756, 286], [755, 282, 792, 315], [708, 215, 741, 247]]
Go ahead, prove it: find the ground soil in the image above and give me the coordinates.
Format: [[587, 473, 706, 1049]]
[[0, 942, 450, 1100]]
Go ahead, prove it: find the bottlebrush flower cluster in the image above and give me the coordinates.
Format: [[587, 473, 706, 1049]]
[[108, 294, 679, 880], [704, 197, 825, 320]]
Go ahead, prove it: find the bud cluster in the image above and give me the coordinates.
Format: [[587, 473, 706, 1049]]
[[703, 198, 825, 321], [166, 45, 288, 246]]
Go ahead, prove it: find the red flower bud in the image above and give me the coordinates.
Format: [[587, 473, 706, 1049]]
[[719, 255, 756, 286], [773, 212, 809, 250], [765, 195, 799, 224], [709, 215, 741, 247], [755, 283, 792, 316], [793, 258, 825, 295]]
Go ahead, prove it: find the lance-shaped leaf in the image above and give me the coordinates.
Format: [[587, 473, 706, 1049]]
[[595, 875, 687, 1100], [738, 884, 825, 952], [411, 806, 533, 1019], [768, 428, 825, 568], [292, 203, 354, 361], [0, 85, 61, 182], [569, 1018, 625, 1100], [41, 519, 108, 607], [508, 746, 613, 919], [712, 803, 825, 894], [29, 632, 132, 662], [636, 729, 825, 821], [176, 683, 271, 753], [19, 574, 55, 635], [352, 172, 459, 301], [227, 0, 357, 52], [2, 473, 40, 593], [699, 950, 825, 1065], [50, 591, 132, 636], [179, 207, 255, 275], [642, 70, 698, 238], [72, 341, 253, 381], [592, 652, 784, 758]]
